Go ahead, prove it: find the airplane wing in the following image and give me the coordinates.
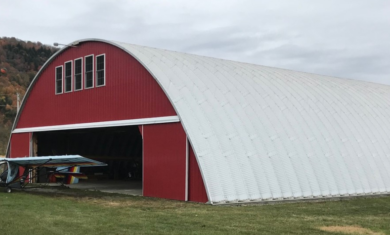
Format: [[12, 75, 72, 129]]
[[4, 155, 107, 167], [1, 155, 107, 189]]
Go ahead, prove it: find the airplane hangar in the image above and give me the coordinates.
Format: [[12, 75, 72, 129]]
[[6, 39, 390, 204]]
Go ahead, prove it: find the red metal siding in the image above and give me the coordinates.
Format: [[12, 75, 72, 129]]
[[17, 41, 176, 128], [10, 133, 30, 158], [143, 123, 186, 200], [188, 142, 208, 203]]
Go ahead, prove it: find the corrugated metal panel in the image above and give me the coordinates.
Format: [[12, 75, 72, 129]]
[[143, 123, 187, 200], [188, 142, 208, 203], [9, 39, 390, 204], [16, 42, 176, 128], [10, 133, 31, 177], [112, 41, 390, 204], [10, 133, 30, 158]]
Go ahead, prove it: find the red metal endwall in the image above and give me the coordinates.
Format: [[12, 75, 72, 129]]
[[143, 123, 187, 200], [10, 133, 30, 158], [16, 41, 176, 128], [10, 41, 205, 202], [188, 142, 208, 203]]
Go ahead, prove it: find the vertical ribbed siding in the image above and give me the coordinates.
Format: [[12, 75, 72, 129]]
[[143, 123, 187, 200], [188, 142, 208, 203], [10, 133, 30, 158], [9, 133, 31, 177], [16, 42, 176, 129]]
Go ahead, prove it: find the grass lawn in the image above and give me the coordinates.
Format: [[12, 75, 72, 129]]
[[0, 189, 389, 235]]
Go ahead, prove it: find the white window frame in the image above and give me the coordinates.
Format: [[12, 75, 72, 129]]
[[96, 53, 106, 87], [74, 57, 83, 91], [84, 54, 94, 89], [55, 65, 63, 95], [64, 60, 73, 93]]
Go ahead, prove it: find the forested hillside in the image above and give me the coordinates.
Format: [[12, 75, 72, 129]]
[[0, 37, 58, 154]]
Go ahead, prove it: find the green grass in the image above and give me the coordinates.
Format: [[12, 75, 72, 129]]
[[0, 189, 390, 235]]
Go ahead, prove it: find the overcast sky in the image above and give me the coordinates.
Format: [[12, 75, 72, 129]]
[[1, 0, 389, 84]]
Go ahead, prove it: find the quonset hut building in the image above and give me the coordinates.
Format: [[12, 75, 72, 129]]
[[6, 39, 390, 204]]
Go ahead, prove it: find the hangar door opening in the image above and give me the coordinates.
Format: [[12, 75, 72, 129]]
[[34, 126, 143, 191]]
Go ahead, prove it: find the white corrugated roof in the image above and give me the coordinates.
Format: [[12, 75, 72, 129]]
[[114, 41, 390, 204]]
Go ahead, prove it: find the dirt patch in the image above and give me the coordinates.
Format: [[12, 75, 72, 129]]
[[25, 188, 196, 209], [73, 196, 191, 209], [319, 226, 384, 235]]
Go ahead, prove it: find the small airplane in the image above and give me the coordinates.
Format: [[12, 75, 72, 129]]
[[0, 155, 107, 193]]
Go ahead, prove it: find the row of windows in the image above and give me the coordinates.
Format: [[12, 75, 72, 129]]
[[55, 54, 105, 94]]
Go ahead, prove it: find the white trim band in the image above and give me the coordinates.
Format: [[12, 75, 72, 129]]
[[13, 116, 180, 133]]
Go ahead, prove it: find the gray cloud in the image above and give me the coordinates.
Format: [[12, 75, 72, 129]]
[[1, 0, 389, 84]]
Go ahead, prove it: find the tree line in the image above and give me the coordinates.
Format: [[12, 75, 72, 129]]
[[0, 37, 58, 154]]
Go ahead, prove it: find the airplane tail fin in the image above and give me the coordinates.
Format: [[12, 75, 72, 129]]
[[54, 166, 87, 184], [67, 166, 80, 184]]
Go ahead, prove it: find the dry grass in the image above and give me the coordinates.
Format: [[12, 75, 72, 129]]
[[0, 155, 5, 158], [65, 195, 191, 209], [319, 226, 384, 235]]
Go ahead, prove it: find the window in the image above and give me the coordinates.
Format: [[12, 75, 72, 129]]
[[85, 55, 94, 89], [64, 61, 72, 92], [74, 58, 83, 91], [96, 54, 105, 87], [55, 66, 63, 94]]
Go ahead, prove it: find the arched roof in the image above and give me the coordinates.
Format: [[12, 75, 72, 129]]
[[11, 39, 390, 204]]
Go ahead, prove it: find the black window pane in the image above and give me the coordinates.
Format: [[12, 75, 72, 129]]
[[97, 71, 104, 86], [65, 62, 72, 92], [85, 56, 93, 88], [97, 56, 104, 70], [74, 59, 82, 90], [75, 74, 82, 90], [56, 67, 62, 94], [65, 79, 71, 91], [75, 59, 82, 73], [56, 80, 62, 93], [75, 66, 81, 74], [86, 72, 93, 88], [96, 55, 105, 86], [65, 62, 71, 76], [75, 67, 81, 74], [56, 67, 62, 78], [97, 56, 104, 63], [86, 56, 93, 72]]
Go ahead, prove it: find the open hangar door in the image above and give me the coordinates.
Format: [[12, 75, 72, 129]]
[[27, 122, 207, 202], [33, 125, 143, 192]]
